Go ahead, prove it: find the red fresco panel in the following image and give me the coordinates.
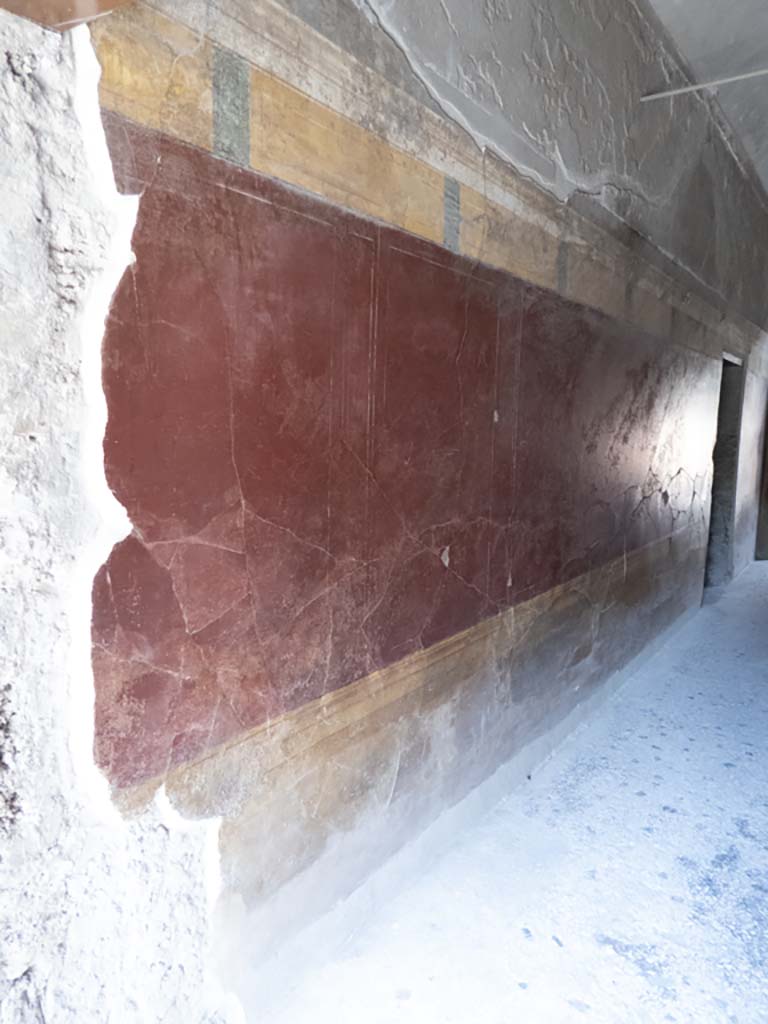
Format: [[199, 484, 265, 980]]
[[94, 114, 717, 787]]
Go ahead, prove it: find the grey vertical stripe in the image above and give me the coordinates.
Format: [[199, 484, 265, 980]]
[[556, 238, 568, 294], [444, 176, 461, 252], [212, 47, 250, 167]]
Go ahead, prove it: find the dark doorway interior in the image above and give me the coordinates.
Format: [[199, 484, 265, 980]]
[[704, 358, 744, 589], [756, 409, 768, 560]]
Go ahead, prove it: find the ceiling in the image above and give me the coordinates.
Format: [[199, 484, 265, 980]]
[[647, 0, 768, 196]]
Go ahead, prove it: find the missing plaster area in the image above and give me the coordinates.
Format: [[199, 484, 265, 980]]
[[0, 11, 239, 1017]]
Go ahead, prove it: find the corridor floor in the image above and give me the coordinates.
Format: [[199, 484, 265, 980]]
[[254, 564, 768, 1024]]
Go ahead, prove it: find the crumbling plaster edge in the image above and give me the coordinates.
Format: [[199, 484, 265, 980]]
[[66, 24, 242, 1018], [66, 23, 136, 814]]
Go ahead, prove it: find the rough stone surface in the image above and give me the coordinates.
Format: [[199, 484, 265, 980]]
[[0, 12, 240, 1023]]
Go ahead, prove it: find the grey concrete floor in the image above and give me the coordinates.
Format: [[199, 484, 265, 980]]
[[253, 563, 768, 1024]]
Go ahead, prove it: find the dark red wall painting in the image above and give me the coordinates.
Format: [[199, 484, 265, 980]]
[[94, 114, 718, 787]]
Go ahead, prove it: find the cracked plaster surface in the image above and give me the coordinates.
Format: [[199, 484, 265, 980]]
[[337, 0, 768, 325], [93, 115, 722, 790]]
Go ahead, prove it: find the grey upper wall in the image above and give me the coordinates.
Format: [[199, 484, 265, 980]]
[[276, 0, 768, 329], [649, 0, 768, 194]]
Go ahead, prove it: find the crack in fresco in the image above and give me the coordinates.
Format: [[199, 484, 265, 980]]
[[93, 117, 720, 789]]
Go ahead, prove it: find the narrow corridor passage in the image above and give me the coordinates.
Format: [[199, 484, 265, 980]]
[[256, 565, 768, 1024]]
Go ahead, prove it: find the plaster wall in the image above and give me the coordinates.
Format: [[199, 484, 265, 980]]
[[647, 0, 768, 199], [93, 111, 721, 783], [0, 12, 240, 1023], [84, 0, 768, 975], [289, 0, 768, 328]]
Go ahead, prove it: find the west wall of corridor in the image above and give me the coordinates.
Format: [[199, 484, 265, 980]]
[[89, 0, 768, 967]]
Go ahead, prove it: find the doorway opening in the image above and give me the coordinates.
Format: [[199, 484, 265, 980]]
[[756, 405, 768, 560], [704, 356, 744, 589]]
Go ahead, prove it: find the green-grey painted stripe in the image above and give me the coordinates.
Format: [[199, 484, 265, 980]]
[[444, 176, 461, 252], [213, 47, 250, 167]]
